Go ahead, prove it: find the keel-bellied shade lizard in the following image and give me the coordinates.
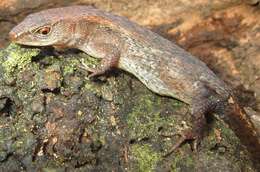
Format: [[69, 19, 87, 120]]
[[9, 6, 260, 161]]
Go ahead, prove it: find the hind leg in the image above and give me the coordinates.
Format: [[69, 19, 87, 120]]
[[163, 87, 220, 156]]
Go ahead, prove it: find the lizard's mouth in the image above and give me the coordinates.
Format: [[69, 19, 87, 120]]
[[9, 31, 18, 42]]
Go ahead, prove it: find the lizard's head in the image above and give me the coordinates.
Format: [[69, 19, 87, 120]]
[[9, 10, 74, 47]]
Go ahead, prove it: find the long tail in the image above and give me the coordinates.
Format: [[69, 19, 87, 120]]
[[223, 96, 260, 162]]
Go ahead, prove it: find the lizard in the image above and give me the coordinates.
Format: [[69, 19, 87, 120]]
[[8, 5, 260, 161]]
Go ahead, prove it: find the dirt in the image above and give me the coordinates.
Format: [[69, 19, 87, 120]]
[[0, 0, 260, 171]]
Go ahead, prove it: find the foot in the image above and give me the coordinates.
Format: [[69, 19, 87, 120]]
[[162, 128, 203, 157], [78, 61, 107, 79], [87, 67, 107, 78]]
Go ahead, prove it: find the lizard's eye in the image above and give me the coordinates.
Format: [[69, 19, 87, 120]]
[[35, 26, 51, 35]]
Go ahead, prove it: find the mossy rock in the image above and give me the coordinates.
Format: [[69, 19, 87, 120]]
[[0, 44, 256, 171]]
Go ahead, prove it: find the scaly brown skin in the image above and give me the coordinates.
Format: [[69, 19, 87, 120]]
[[9, 6, 260, 161]]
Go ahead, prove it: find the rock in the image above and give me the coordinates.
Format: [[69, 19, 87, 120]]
[[38, 64, 62, 92], [0, 98, 7, 111], [0, 43, 256, 171]]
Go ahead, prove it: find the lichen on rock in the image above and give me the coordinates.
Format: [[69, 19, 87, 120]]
[[1, 43, 40, 76]]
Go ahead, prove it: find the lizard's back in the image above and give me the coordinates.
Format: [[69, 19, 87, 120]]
[[65, 6, 231, 103]]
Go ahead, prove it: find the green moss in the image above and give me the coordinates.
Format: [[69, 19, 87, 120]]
[[203, 118, 240, 151], [2, 44, 40, 76], [62, 52, 98, 76], [217, 121, 238, 143], [80, 53, 100, 68], [63, 58, 79, 75], [69, 53, 104, 96], [170, 155, 195, 172], [127, 94, 176, 139], [132, 144, 161, 172], [128, 94, 158, 139], [83, 80, 103, 97], [42, 168, 58, 172]]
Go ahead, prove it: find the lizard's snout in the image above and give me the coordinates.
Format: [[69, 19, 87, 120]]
[[9, 31, 18, 41]]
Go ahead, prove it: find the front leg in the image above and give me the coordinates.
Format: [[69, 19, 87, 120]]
[[79, 26, 123, 78], [86, 43, 120, 78]]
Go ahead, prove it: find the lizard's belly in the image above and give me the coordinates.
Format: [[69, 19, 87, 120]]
[[118, 53, 194, 104]]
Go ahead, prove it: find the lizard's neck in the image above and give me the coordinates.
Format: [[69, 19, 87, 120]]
[[60, 32, 88, 52]]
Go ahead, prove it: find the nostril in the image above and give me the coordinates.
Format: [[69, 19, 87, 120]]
[[9, 32, 18, 41]]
